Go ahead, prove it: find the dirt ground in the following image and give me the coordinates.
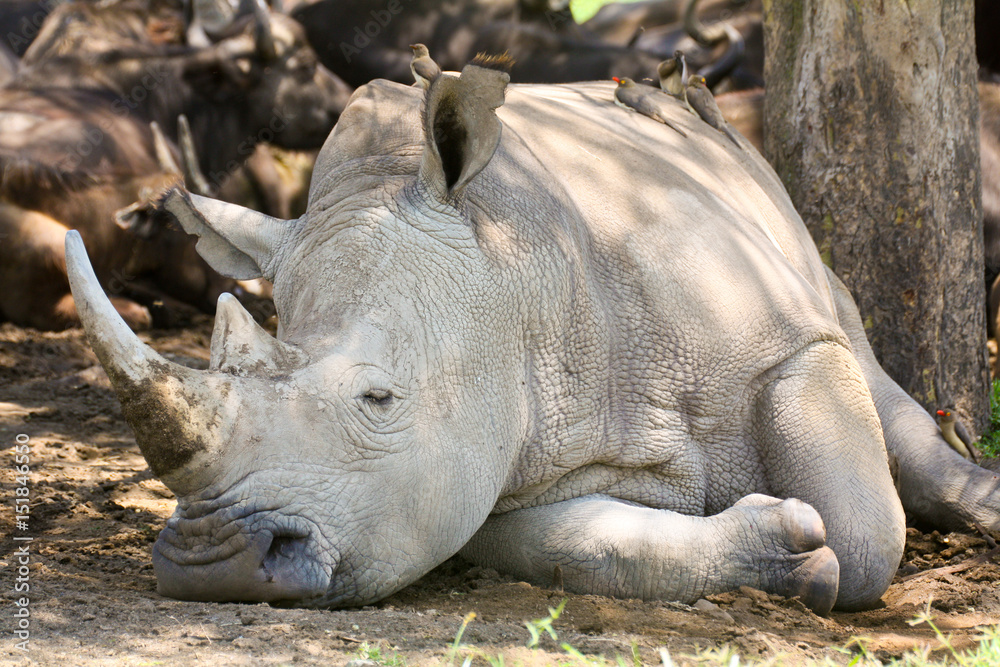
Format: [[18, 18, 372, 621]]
[[4, 320, 1000, 666]]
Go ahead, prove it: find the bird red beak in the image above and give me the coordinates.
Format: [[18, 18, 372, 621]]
[[936, 410, 946, 416], [612, 77, 621, 83]]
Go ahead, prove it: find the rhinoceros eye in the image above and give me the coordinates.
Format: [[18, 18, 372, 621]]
[[362, 389, 393, 407]]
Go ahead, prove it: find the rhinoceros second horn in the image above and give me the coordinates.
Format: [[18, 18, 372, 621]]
[[210, 292, 307, 374]]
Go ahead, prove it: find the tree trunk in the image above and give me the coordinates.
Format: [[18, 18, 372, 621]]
[[762, 0, 989, 433]]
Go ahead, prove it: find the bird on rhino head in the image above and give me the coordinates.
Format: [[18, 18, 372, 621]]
[[409, 44, 441, 89]]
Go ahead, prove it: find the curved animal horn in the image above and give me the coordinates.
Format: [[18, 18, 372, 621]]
[[65, 231, 234, 495], [210, 293, 307, 375], [251, 0, 277, 61], [683, 0, 714, 47], [696, 22, 745, 89], [683, 0, 745, 89], [177, 115, 213, 195], [150, 121, 182, 176], [683, 0, 741, 46]]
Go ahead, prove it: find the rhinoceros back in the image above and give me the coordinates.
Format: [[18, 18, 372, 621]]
[[307, 78, 849, 491]]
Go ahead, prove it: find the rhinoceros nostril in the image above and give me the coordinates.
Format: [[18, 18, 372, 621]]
[[268, 535, 295, 559], [261, 533, 309, 583]]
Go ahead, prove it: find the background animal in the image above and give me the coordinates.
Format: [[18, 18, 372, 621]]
[[0, 0, 349, 329]]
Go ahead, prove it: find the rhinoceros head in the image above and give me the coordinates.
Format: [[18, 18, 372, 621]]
[[67, 64, 523, 607]]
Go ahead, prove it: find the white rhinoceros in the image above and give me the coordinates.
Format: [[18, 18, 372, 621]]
[[66, 63, 1000, 615]]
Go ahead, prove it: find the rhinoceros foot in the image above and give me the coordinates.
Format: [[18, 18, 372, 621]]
[[728, 495, 840, 616]]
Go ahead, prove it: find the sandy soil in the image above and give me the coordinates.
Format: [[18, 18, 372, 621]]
[[3, 319, 1000, 666]]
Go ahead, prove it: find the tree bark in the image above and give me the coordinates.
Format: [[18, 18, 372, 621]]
[[762, 0, 989, 433]]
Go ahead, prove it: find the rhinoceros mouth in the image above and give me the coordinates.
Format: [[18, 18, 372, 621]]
[[152, 511, 333, 604]]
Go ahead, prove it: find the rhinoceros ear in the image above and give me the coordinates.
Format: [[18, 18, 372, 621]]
[[418, 64, 509, 200], [159, 187, 298, 281]]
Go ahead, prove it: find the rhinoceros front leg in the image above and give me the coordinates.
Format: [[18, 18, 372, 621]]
[[826, 269, 1000, 532], [459, 493, 840, 615]]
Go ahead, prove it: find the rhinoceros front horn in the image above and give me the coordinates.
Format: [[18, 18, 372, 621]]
[[66, 231, 235, 495]]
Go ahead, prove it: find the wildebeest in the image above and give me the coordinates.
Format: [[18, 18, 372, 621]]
[[213, 144, 316, 220], [0, 0, 350, 329], [19, 0, 186, 62], [582, 0, 740, 44], [578, 0, 764, 90], [15, 0, 351, 173], [66, 64, 1000, 614], [0, 94, 202, 329], [469, 20, 664, 83]]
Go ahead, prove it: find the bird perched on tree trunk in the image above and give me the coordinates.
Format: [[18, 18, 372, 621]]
[[685, 75, 743, 149], [936, 409, 980, 463], [409, 44, 441, 90], [612, 77, 687, 138], [657, 51, 690, 107]]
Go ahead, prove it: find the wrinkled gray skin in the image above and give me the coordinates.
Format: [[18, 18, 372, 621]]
[[66, 68, 1000, 615]]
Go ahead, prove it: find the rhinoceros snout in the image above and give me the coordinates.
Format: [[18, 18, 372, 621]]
[[152, 520, 331, 605]]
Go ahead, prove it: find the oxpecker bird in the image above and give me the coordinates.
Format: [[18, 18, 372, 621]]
[[657, 50, 689, 105], [686, 75, 743, 149], [612, 77, 687, 138], [936, 409, 980, 462], [409, 43, 441, 89]]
